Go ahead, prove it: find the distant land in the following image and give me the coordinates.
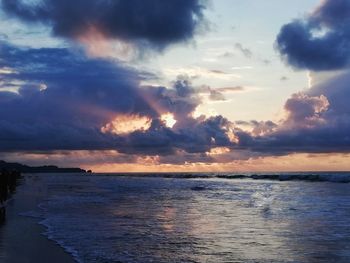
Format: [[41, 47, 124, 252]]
[[0, 160, 87, 173]]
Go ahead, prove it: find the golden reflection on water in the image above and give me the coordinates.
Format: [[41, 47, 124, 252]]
[[157, 206, 176, 233]]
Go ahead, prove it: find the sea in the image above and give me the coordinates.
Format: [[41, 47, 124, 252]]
[[20, 172, 350, 262]]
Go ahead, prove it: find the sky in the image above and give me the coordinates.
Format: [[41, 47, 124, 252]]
[[1, 0, 350, 172]]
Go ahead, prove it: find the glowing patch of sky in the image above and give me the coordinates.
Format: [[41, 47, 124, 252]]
[[138, 0, 320, 121]]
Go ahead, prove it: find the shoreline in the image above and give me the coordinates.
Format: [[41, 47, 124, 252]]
[[0, 174, 76, 263]]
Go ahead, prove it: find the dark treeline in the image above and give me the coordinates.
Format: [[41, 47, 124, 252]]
[[0, 170, 21, 224], [0, 160, 86, 173]]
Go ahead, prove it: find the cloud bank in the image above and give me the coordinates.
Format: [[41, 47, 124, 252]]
[[0, 41, 236, 157], [276, 0, 350, 71]]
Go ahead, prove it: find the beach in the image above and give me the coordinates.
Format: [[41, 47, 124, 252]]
[[1, 0, 350, 262], [0, 172, 349, 262], [0, 174, 75, 263]]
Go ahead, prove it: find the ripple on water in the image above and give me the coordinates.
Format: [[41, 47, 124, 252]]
[[20, 174, 350, 263]]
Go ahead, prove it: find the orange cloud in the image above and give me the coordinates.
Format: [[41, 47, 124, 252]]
[[2, 151, 350, 173], [87, 153, 350, 173], [101, 114, 152, 135]]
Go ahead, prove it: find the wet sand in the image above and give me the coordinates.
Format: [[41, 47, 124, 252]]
[[0, 174, 75, 263]]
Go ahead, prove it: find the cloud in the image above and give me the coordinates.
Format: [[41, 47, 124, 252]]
[[235, 120, 278, 137], [141, 76, 202, 123], [0, 41, 154, 152], [209, 90, 226, 101], [197, 85, 244, 101], [0, 40, 154, 113], [276, 0, 350, 71], [218, 51, 235, 59], [164, 67, 241, 80], [116, 115, 236, 155], [0, 41, 236, 156], [233, 44, 268, 65], [1, 0, 208, 52], [209, 86, 244, 101], [234, 43, 253, 58], [217, 86, 244, 92], [283, 92, 329, 128], [0, 33, 8, 40], [2, 39, 349, 164], [261, 59, 271, 65], [235, 71, 350, 155]]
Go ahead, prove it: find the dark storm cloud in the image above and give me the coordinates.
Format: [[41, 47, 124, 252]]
[[0, 41, 154, 117], [276, 0, 350, 71], [0, 41, 235, 155], [115, 115, 235, 155], [1, 0, 207, 50], [0, 40, 155, 151]]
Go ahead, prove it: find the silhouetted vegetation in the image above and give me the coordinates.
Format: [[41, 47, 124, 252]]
[[0, 160, 86, 173], [0, 170, 21, 224]]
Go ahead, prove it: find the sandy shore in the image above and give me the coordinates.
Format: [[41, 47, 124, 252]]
[[0, 174, 76, 263]]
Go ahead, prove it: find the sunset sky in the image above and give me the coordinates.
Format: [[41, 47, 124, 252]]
[[1, 0, 350, 172]]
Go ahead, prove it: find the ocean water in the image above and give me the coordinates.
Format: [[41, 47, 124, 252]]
[[23, 173, 350, 263]]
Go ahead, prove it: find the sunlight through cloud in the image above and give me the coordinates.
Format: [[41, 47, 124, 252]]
[[101, 114, 152, 135]]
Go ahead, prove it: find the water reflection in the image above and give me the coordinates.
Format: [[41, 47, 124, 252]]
[[19, 175, 350, 263], [282, 183, 350, 262]]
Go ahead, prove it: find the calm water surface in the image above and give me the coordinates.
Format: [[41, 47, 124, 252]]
[[21, 173, 350, 262]]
